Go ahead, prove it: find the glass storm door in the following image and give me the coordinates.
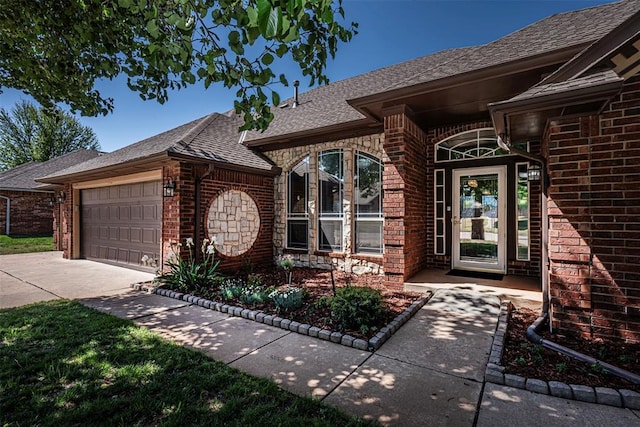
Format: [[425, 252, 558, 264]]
[[452, 166, 506, 273]]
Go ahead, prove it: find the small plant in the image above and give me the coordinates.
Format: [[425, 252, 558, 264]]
[[516, 357, 527, 366], [154, 236, 220, 294], [220, 278, 246, 301], [220, 278, 272, 306], [556, 362, 568, 373], [590, 362, 606, 375], [247, 274, 264, 287], [327, 285, 385, 333], [269, 287, 305, 313], [276, 254, 294, 286]]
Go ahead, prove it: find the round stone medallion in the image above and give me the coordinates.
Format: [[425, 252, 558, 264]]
[[207, 190, 260, 257]]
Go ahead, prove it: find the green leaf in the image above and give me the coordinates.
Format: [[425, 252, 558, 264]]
[[247, 6, 258, 26], [146, 19, 159, 38], [261, 53, 274, 65], [271, 91, 280, 107], [257, 1, 281, 38]]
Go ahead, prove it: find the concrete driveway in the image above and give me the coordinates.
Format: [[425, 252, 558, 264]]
[[0, 252, 154, 309]]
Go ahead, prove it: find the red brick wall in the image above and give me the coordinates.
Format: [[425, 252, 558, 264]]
[[0, 190, 54, 236], [382, 106, 431, 287], [162, 162, 275, 274], [59, 184, 73, 258], [546, 77, 640, 343]]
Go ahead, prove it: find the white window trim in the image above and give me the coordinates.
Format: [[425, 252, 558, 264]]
[[516, 162, 530, 261], [318, 149, 344, 252]]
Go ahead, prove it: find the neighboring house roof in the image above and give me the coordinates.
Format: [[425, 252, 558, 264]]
[[0, 149, 100, 191], [39, 112, 278, 183], [244, 0, 639, 145]]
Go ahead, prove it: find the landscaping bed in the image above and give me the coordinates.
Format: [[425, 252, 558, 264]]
[[157, 265, 423, 341], [503, 307, 640, 392]]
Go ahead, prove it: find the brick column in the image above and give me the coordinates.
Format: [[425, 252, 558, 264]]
[[382, 105, 430, 288]]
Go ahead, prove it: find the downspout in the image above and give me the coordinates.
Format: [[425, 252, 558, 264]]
[[0, 195, 10, 235], [498, 137, 640, 385], [194, 164, 215, 261]]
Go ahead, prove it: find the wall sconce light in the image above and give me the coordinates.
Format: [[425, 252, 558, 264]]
[[163, 178, 176, 197], [527, 164, 542, 182], [48, 197, 55, 207], [56, 191, 66, 204]]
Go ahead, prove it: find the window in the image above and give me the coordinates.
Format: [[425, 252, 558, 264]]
[[516, 163, 530, 260], [355, 152, 383, 254], [436, 128, 508, 162], [318, 149, 343, 251], [434, 169, 446, 255], [286, 157, 309, 249]]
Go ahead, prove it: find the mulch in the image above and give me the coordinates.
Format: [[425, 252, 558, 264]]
[[192, 266, 422, 340], [503, 307, 640, 392]]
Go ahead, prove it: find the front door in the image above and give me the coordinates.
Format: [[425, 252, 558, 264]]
[[452, 166, 506, 273]]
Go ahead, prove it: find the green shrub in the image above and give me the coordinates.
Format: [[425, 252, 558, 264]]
[[328, 285, 385, 333], [269, 287, 305, 313]]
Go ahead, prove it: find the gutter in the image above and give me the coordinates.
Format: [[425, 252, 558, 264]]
[[0, 195, 10, 235], [194, 164, 215, 262], [526, 314, 640, 384]]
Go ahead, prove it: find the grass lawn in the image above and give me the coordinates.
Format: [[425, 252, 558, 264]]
[[0, 235, 54, 255], [0, 300, 371, 426]]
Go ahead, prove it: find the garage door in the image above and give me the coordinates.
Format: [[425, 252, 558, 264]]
[[81, 181, 161, 269]]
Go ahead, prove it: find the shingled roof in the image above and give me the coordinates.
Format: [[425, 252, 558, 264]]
[[34, 0, 640, 182], [39, 112, 277, 182], [244, 0, 640, 144], [0, 149, 100, 191]]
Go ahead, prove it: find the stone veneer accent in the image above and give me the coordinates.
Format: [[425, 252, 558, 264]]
[[207, 190, 260, 257], [264, 133, 386, 274]]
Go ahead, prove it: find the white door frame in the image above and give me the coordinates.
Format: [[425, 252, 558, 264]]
[[452, 166, 507, 273]]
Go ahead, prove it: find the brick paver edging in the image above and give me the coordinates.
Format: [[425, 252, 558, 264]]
[[131, 283, 432, 352], [485, 300, 640, 410]]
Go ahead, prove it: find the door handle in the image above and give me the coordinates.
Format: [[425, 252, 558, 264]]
[[452, 216, 459, 225]]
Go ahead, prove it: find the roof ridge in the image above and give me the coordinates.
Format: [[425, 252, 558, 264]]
[[176, 112, 220, 146], [377, 46, 480, 93]]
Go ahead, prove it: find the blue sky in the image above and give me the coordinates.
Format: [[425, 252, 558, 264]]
[[0, 0, 612, 153]]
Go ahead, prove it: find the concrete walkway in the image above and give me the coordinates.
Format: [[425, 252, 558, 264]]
[[2, 252, 639, 426]]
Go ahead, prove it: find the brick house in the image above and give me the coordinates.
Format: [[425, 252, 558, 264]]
[[40, 0, 640, 342], [0, 149, 100, 247]]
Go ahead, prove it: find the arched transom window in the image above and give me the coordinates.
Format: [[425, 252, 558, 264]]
[[436, 128, 507, 162]]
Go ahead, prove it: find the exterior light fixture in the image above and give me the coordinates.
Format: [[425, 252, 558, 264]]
[[527, 164, 542, 182], [56, 191, 66, 204], [163, 178, 176, 197]]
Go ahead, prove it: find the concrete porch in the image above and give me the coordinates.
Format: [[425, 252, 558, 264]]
[[404, 269, 542, 310]]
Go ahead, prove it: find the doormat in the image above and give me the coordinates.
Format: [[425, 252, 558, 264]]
[[446, 269, 504, 281]]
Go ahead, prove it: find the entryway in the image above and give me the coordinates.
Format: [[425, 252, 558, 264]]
[[452, 166, 506, 273]]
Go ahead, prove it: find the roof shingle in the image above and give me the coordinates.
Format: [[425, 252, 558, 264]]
[[0, 149, 101, 190], [40, 113, 276, 181], [245, 0, 640, 143]]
